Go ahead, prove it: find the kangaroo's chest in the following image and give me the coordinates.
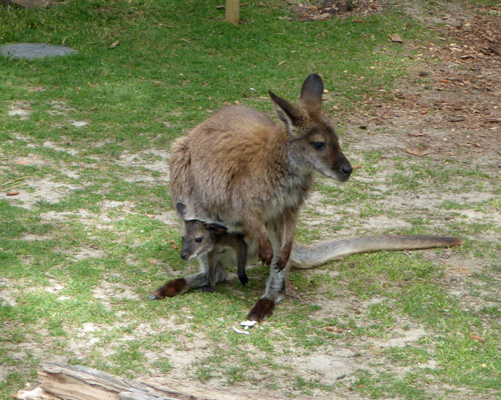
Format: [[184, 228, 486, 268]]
[[265, 172, 313, 220]]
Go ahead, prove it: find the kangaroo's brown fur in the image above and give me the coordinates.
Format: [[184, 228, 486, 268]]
[[150, 75, 462, 322], [170, 75, 352, 272]]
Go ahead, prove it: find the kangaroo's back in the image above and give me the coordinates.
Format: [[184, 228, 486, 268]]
[[170, 105, 293, 228]]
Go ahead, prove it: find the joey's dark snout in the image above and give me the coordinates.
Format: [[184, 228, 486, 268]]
[[180, 251, 189, 260]]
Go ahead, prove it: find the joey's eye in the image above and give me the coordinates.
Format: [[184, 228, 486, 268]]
[[195, 237, 203, 243], [311, 142, 326, 151]]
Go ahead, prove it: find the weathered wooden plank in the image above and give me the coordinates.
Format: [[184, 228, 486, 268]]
[[15, 362, 308, 400]]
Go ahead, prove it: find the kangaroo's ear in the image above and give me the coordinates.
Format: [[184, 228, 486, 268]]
[[269, 90, 304, 135], [207, 223, 228, 235], [299, 74, 324, 114], [176, 202, 186, 218]]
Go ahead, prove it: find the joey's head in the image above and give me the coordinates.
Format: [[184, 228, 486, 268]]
[[180, 219, 219, 261], [269, 74, 352, 182], [176, 203, 228, 261]]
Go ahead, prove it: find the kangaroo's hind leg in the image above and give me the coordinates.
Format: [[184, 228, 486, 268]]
[[246, 220, 290, 322]]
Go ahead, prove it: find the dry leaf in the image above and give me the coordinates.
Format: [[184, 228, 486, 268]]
[[6, 191, 20, 196], [277, 60, 286, 67], [389, 33, 403, 43], [489, 43, 501, 56], [483, 118, 501, 123], [110, 41, 120, 49], [406, 148, 429, 157], [469, 334, 484, 343]]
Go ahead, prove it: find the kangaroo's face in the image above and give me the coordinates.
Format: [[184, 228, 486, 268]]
[[180, 220, 217, 261], [270, 74, 352, 182], [292, 119, 352, 182]]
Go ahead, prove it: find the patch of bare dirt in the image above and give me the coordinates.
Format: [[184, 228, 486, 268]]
[[290, 0, 390, 21], [346, 2, 501, 163]]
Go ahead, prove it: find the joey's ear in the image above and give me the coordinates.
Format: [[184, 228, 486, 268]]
[[207, 223, 228, 235], [177, 201, 201, 222], [299, 74, 324, 114], [269, 90, 303, 135], [176, 202, 186, 218]]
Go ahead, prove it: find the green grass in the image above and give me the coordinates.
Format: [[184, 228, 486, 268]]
[[1, 0, 500, 399]]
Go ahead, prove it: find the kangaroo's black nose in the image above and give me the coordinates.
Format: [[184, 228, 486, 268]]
[[180, 252, 188, 260], [342, 163, 353, 177]]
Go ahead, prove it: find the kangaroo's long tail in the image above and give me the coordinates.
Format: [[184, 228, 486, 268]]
[[290, 235, 462, 269]]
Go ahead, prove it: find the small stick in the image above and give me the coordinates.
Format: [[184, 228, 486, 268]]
[[0, 176, 30, 188], [2, 182, 28, 192]]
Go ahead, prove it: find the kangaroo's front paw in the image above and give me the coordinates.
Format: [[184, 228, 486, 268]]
[[247, 298, 275, 322], [258, 241, 273, 265], [273, 257, 287, 272], [148, 278, 187, 300]]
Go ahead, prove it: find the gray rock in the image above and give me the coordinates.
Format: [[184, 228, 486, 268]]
[[0, 43, 77, 59]]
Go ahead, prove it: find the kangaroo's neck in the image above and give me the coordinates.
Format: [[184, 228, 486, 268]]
[[261, 141, 314, 222]]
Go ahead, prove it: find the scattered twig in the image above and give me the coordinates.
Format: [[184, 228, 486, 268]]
[[1, 176, 30, 193]]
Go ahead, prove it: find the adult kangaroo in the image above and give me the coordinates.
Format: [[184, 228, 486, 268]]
[[150, 74, 461, 322]]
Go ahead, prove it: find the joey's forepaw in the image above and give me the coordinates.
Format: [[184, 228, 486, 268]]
[[238, 272, 250, 285], [149, 278, 187, 300], [247, 299, 275, 322]]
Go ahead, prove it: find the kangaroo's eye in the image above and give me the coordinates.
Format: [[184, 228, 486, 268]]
[[311, 142, 326, 151], [195, 237, 203, 243]]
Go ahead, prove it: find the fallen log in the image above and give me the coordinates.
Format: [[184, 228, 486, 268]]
[[14, 362, 311, 400]]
